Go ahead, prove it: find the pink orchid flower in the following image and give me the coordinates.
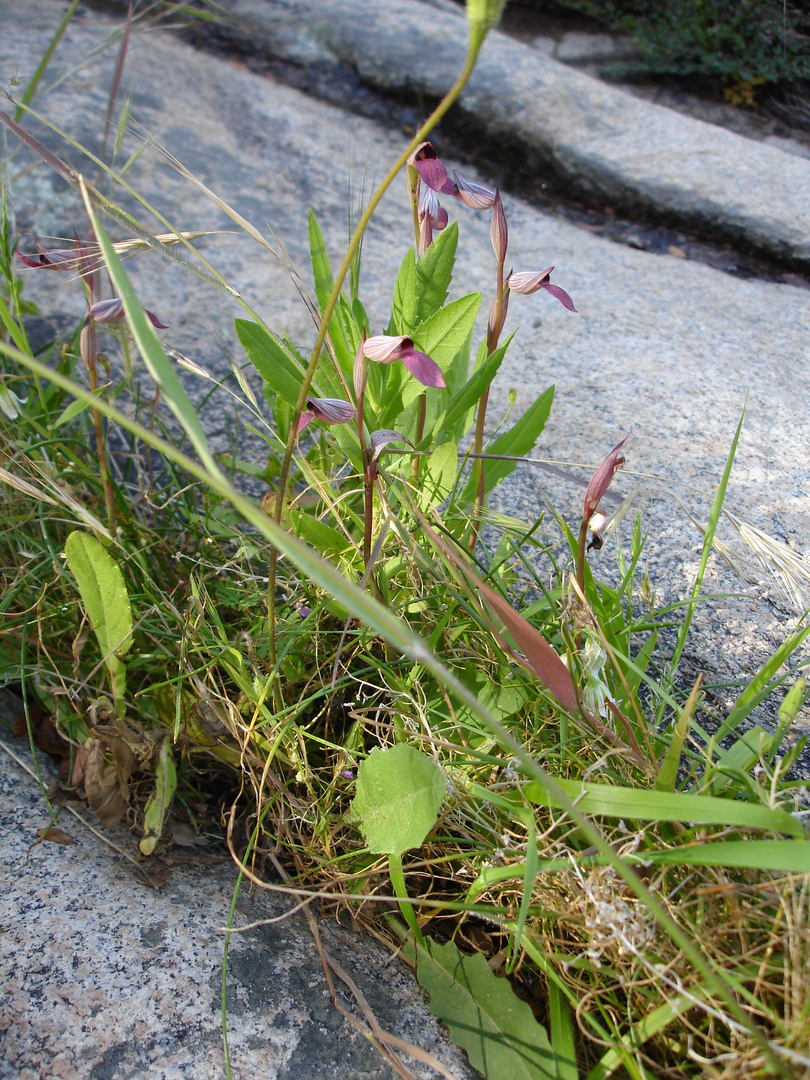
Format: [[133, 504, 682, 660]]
[[363, 335, 445, 389], [506, 268, 576, 312], [296, 396, 356, 437], [89, 297, 168, 329]]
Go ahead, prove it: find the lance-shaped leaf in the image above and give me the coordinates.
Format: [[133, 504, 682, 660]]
[[415, 938, 558, 1080], [583, 434, 628, 520], [65, 531, 133, 717], [140, 735, 177, 856]]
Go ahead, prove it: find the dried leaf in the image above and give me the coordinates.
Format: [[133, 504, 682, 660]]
[[37, 827, 75, 846], [83, 736, 134, 827]]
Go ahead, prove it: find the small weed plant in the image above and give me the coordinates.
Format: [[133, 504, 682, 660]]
[[1, 2, 810, 1077]]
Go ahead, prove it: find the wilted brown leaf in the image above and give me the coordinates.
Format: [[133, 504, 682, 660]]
[[37, 826, 75, 846], [83, 736, 134, 827]]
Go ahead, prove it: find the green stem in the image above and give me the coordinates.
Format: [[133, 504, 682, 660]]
[[469, 262, 505, 549], [389, 852, 423, 944], [412, 392, 427, 487], [267, 32, 486, 665]]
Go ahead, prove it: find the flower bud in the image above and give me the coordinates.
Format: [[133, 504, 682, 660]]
[[490, 189, 508, 265]]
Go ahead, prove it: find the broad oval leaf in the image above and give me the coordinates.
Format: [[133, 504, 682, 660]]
[[351, 743, 447, 855]]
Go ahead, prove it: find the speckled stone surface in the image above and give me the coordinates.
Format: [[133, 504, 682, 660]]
[[0, 740, 477, 1079], [210, 0, 810, 265]]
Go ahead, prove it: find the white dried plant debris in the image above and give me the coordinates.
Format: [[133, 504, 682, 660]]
[[573, 866, 656, 967]]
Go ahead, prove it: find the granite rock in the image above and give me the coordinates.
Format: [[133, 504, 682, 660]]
[[0, 739, 476, 1080], [210, 0, 810, 267]]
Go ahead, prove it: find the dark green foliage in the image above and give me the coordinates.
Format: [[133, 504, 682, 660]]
[[560, 0, 810, 87]]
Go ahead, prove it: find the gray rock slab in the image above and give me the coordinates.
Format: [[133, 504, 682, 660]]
[[4, 0, 810, 717], [0, 739, 477, 1080], [203, 0, 810, 267]]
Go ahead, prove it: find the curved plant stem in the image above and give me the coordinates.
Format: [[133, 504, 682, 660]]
[[267, 32, 487, 676]]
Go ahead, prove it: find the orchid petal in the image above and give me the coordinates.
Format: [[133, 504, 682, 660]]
[[369, 429, 413, 480], [412, 143, 455, 195], [541, 283, 577, 311], [16, 245, 79, 270], [490, 189, 508, 265], [400, 347, 445, 388], [583, 435, 628, 520], [418, 185, 448, 230], [89, 297, 125, 323], [418, 213, 433, 257], [146, 309, 170, 329], [506, 268, 555, 294], [452, 170, 497, 210], [369, 429, 413, 464], [363, 335, 408, 363], [307, 397, 356, 425], [296, 408, 315, 437]]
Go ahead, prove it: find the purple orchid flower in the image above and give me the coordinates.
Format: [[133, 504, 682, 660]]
[[16, 243, 84, 271], [506, 267, 577, 312], [417, 184, 449, 255], [452, 170, 497, 210], [89, 297, 169, 328], [368, 429, 414, 480], [363, 335, 445, 389], [296, 396, 356, 437], [583, 435, 628, 521]]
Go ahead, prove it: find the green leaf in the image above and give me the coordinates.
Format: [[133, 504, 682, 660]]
[[413, 292, 481, 373], [524, 776, 804, 837], [668, 401, 745, 677], [64, 531, 133, 717], [419, 441, 458, 512], [414, 221, 458, 326], [389, 247, 417, 335], [655, 676, 700, 792], [307, 208, 334, 311], [415, 938, 558, 1080], [438, 331, 515, 443], [235, 318, 304, 407], [291, 510, 356, 560], [139, 735, 177, 856], [351, 743, 447, 855], [460, 385, 554, 503], [54, 386, 105, 428], [631, 839, 810, 873], [308, 209, 354, 378]]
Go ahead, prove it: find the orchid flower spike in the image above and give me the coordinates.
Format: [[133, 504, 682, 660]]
[[506, 267, 576, 311], [583, 435, 628, 521], [89, 297, 168, 328], [363, 335, 445, 388], [296, 396, 356, 437]]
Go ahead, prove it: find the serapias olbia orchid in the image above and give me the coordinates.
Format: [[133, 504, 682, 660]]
[[88, 297, 169, 329], [296, 396, 356, 437], [363, 335, 445, 388]]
